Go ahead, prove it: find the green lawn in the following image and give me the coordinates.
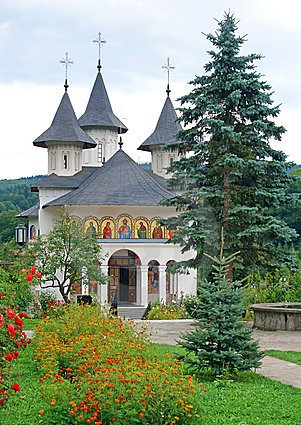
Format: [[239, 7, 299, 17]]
[[265, 350, 301, 366], [22, 318, 41, 330], [1, 343, 301, 425]]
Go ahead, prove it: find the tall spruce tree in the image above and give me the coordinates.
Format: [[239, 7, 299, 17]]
[[164, 12, 297, 278]]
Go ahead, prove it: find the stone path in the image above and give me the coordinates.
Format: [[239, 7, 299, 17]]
[[135, 320, 301, 389], [25, 322, 301, 390]]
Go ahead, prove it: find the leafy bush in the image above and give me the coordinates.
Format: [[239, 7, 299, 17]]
[[34, 304, 205, 424], [0, 290, 32, 407], [247, 268, 301, 305]]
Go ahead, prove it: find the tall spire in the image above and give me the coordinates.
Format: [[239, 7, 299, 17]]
[[93, 32, 106, 72], [162, 57, 175, 97], [59, 52, 74, 92]]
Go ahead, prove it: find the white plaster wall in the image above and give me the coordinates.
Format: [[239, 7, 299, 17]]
[[82, 127, 118, 166], [151, 147, 181, 179], [46, 142, 83, 176]]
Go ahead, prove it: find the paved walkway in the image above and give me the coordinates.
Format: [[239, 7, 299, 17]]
[[134, 320, 301, 389], [25, 321, 301, 389]]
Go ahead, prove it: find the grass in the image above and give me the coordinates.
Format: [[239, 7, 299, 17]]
[[1, 342, 301, 425], [22, 318, 41, 330], [265, 350, 301, 366]]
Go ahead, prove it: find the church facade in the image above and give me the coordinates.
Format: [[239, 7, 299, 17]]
[[20, 58, 196, 307]]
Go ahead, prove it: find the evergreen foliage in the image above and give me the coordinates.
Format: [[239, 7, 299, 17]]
[[30, 210, 107, 303], [0, 176, 42, 212], [180, 236, 263, 376], [164, 12, 297, 277]]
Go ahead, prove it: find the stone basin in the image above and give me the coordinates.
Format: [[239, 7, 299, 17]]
[[251, 302, 301, 331]]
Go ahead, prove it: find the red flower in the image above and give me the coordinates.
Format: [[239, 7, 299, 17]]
[[14, 316, 24, 326], [36, 271, 42, 279], [0, 293, 3, 298], [11, 382, 20, 392], [7, 323, 16, 339], [26, 273, 34, 282], [5, 353, 13, 362], [0, 313, 4, 321], [6, 309, 15, 319], [18, 312, 28, 319], [29, 266, 36, 274]]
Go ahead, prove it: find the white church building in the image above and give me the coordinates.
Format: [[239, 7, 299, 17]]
[[19, 53, 196, 309]]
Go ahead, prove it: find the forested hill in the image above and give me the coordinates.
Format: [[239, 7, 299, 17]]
[[0, 176, 43, 212]]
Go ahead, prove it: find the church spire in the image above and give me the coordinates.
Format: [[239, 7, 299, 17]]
[[59, 52, 74, 92], [162, 57, 175, 97]]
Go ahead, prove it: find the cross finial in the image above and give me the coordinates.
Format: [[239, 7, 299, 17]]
[[59, 52, 74, 92], [162, 57, 175, 96], [118, 137, 123, 149], [93, 32, 107, 72]]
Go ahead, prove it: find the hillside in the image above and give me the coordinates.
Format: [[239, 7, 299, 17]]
[[0, 176, 43, 212]]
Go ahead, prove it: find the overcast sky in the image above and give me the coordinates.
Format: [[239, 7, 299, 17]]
[[0, 0, 300, 179]]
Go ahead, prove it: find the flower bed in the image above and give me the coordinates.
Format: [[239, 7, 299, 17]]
[[34, 304, 205, 424], [146, 302, 190, 320]]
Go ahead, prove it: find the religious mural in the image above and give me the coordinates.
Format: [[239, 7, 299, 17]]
[[79, 215, 174, 239], [148, 259, 159, 294], [117, 215, 132, 239], [150, 219, 164, 239], [30, 225, 36, 240], [84, 217, 98, 237], [135, 218, 148, 238], [100, 217, 115, 239]]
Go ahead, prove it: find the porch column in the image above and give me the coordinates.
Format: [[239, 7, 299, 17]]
[[99, 265, 109, 303], [81, 267, 89, 295], [158, 265, 167, 304], [138, 265, 149, 307]]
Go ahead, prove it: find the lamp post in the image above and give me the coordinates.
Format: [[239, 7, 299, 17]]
[[15, 223, 27, 247]]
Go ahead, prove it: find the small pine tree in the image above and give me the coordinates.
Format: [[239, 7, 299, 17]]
[[180, 234, 263, 376]]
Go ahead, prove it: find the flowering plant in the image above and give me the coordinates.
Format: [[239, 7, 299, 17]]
[[0, 267, 39, 407], [146, 301, 190, 320]]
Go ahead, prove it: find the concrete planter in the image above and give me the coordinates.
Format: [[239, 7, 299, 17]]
[[251, 302, 301, 331]]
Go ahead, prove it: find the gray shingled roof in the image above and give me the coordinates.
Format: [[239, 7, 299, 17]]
[[31, 167, 98, 192], [33, 92, 96, 149], [17, 202, 39, 218], [78, 72, 128, 134], [138, 96, 182, 151], [44, 148, 175, 207]]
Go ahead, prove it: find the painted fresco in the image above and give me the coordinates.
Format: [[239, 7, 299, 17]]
[[150, 219, 164, 239], [100, 217, 115, 239], [84, 217, 99, 237], [29, 225, 36, 240], [117, 215, 132, 239], [135, 218, 148, 238], [148, 259, 159, 293]]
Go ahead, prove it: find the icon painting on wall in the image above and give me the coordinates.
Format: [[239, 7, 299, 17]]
[[148, 260, 159, 293], [150, 220, 164, 239], [101, 218, 115, 239], [84, 218, 98, 237], [118, 217, 131, 239], [135, 219, 148, 238]]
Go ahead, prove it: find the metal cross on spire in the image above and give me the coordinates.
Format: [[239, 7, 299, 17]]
[[93, 32, 107, 72], [162, 57, 175, 96], [59, 52, 74, 92]]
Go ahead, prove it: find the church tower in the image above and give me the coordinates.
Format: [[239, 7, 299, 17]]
[[33, 53, 96, 177], [138, 58, 182, 179], [78, 33, 128, 166]]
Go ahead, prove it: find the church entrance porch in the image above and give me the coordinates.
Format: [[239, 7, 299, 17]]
[[108, 250, 141, 303]]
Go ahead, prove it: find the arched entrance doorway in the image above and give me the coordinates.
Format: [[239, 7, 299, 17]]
[[108, 250, 141, 303]]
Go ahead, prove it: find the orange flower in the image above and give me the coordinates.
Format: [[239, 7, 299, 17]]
[[139, 413, 145, 417], [50, 399, 56, 405]]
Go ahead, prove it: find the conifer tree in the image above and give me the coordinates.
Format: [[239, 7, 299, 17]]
[[180, 234, 263, 376], [165, 12, 297, 278]]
